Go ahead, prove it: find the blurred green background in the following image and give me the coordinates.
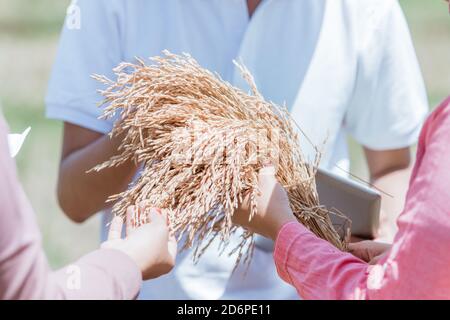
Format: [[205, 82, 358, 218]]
[[0, 0, 449, 268]]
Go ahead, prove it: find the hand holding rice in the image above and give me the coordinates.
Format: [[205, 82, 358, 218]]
[[92, 51, 348, 266]]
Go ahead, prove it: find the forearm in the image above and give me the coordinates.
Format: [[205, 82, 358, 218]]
[[58, 134, 137, 222], [371, 165, 411, 242], [364, 147, 413, 242]]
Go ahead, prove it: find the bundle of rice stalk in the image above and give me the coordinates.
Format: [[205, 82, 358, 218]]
[[92, 51, 348, 266]]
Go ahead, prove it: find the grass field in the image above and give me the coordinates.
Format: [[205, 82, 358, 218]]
[[1, 0, 449, 268]]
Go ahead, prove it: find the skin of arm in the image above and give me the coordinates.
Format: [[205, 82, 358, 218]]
[[57, 123, 138, 222], [363, 147, 412, 242]]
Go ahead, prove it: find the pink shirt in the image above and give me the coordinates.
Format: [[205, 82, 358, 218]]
[[0, 116, 141, 299], [274, 97, 450, 300]]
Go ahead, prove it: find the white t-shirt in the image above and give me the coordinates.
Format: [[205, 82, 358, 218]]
[[46, 0, 428, 299]]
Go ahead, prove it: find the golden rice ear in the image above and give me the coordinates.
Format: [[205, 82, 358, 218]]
[[93, 51, 349, 267]]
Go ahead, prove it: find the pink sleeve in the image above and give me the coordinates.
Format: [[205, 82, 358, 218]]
[[274, 98, 450, 300], [0, 116, 141, 300]]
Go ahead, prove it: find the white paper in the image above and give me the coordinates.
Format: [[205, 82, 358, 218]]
[[7, 127, 31, 158]]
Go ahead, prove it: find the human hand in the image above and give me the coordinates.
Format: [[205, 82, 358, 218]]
[[101, 204, 177, 280], [348, 240, 391, 264], [233, 166, 297, 240]]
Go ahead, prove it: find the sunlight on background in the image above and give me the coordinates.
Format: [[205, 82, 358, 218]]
[[0, 0, 449, 267]]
